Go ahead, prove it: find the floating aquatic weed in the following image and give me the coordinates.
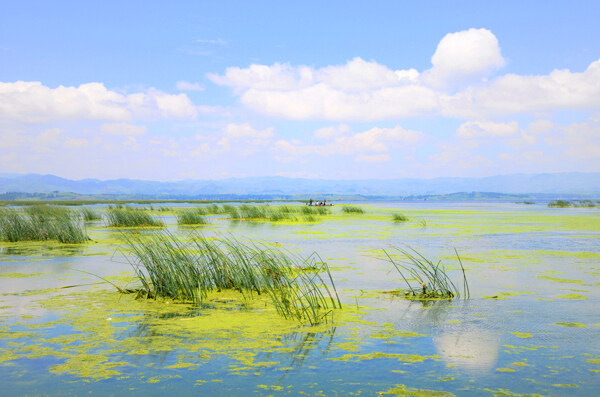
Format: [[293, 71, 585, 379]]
[[106, 205, 163, 227], [118, 231, 341, 325], [383, 247, 470, 300]]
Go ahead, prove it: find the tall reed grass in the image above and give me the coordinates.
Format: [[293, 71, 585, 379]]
[[218, 204, 330, 222], [106, 206, 163, 227], [341, 206, 364, 214], [177, 209, 208, 225], [0, 206, 89, 243], [384, 247, 469, 300], [121, 231, 341, 325], [80, 207, 102, 221]]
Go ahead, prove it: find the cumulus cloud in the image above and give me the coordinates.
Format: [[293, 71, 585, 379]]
[[423, 28, 505, 89], [209, 28, 600, 121], [0, 81, 198, 123], [444, 59, 600, 117]]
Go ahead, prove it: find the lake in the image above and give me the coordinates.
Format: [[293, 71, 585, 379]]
[[1, 202, 599, 395]]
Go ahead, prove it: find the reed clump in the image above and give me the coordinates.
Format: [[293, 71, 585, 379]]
[[301, 206, 330, 216], [392, 213, 409, 222], [341, 206, 364, 214], [548, 199, 597, 208], [177, 209, 208, 225], [548, 200, 571, 208], [219, 204, 330, 222], [121, 232, 341, 325], [384, 247, 469, 300], [0, 206, 89, 243], [80, 207, 102, 221], [106, 206, 163, 227]]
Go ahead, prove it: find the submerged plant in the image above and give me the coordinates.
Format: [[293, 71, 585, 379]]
[[384, 247, 469, 300], [0, 206, 89, 243], [106, 206, 163, 227], [120, 231, 341, 325]]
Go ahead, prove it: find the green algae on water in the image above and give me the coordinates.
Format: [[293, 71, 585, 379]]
[[379, 384, 455, 396]]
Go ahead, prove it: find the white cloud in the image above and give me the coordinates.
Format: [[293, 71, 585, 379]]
[[176, 81, 204, 91], [457, 120, 519, 138], [0, 81, 198, 123], [445, 59, 600, 117], [101, 123, 147, 136], [423, 28, 505, 89], [150, 90, 197, 119], [209, 28, 599, 121], [218, 123, 274, 150], [240, 83, 440, 120], [275, 125, 424, 159], [319, 57, 418, 91]]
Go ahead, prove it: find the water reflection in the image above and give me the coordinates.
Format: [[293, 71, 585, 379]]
[[433, 330, 501, 372], [256, 327, 337, 376]]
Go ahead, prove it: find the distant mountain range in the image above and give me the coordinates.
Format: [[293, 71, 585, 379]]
[[0, 172, 599, 200]]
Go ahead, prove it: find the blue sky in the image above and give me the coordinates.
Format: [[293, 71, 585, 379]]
[[1, 0, 599, 180]]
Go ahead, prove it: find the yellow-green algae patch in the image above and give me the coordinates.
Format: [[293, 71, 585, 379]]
[[496, 368, 516, 372], [509, 332, 533, 339], [556, 294, 588, 300], [511, 362, 529, 367], [483, 388, 544, 396], [329, 352, 436, 363], [0, 288, 377, 381], [378, 384, 454, 396], [0, 272, 46, 278], [555, 322, 587, 328], [537, 275, 585, 285]]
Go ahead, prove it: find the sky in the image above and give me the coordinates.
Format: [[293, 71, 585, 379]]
[[1, 0, 599, 181]]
